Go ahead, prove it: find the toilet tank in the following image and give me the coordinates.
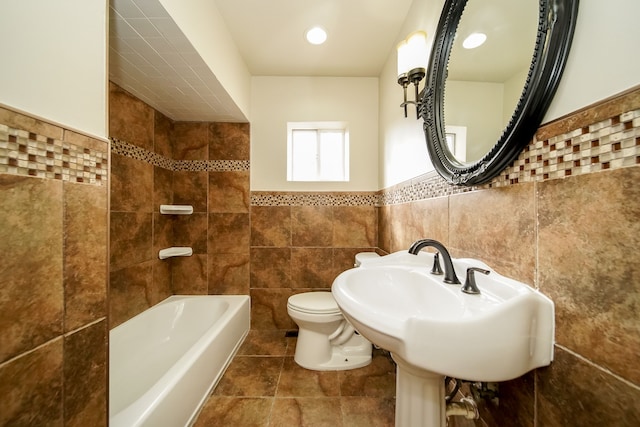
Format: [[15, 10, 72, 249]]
[[354, 252, 380, 267]]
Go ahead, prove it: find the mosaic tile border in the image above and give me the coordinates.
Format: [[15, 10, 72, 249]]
[[108, 101, 640, 206], [381, 107, 640, 205], [0, 124, 108, 185], [110, 138, 250, 172], [378, 172, 473, 206], [490, 108, 640, 187], [251, 191, 378, 207], [173, 159, 250, 172], [110, 138, 173, 170]]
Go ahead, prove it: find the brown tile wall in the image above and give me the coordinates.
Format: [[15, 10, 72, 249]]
[[109, 82, 173, 327], [0, 107, 108, 426], [108, 82, 251, 327], [378, 87, 640, 426], [109, 83, 378, 332], [249, 195, 378, 330]]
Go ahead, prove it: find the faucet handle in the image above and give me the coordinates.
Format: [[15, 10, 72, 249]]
[[461, 267, 490, 295], [431, 252, 443, 275]]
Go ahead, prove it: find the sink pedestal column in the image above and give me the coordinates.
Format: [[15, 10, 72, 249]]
[[392, 353, 446, 427]]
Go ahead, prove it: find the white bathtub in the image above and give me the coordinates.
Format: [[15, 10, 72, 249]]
[[109, 295, 250, 427]]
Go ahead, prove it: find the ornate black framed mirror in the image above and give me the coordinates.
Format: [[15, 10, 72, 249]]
[[422, 0, 579, 186]]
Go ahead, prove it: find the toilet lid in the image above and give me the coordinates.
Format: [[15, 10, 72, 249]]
[[288, 292, 341, 315]]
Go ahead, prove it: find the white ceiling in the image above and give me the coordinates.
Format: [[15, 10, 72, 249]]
[[214, 0, 413, 77], [109, 0, 414, 122], [447, 0, 538, 82]]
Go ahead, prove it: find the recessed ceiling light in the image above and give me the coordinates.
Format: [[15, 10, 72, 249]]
[[462, 32, 487, 49], [305, 26, 327, 45]]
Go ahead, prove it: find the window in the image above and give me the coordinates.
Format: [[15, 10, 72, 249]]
[[445, 125, 467, 161], [287, 122, 349, 181]]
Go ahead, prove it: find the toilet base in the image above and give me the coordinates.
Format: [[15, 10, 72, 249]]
[[294, 331, 372, 371]]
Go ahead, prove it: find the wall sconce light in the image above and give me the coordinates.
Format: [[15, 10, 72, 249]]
[[397, 30, 428, 119]]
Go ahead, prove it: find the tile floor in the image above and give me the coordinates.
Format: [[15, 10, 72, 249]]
[[194, 330, 397, 427]]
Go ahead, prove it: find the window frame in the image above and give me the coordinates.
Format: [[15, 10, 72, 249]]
[[287, 121, 350, 182]]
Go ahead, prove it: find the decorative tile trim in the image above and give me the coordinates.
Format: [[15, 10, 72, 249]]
[[378, 172, 474, 206], [109, 98, 640, 206], [0, 124, 108, 185], [380, 107, 640, 205], [110, 138, 173, 170], [251, 191, 378, 207], [110, 138, 250, 172], [173, 159, 250, 172], [487, 108, 640, 187]]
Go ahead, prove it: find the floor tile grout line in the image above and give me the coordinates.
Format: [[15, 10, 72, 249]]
[[195, 330, 397, 426], [266, 348, 287, 426]]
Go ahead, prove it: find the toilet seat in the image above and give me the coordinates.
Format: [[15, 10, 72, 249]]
[[287, 292, 341, 315]]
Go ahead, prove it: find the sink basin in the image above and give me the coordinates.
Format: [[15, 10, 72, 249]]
[[332, 252, 555, 382]]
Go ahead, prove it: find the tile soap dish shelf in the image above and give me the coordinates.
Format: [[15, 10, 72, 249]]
[[159, 247, 193, 260], [160, 205, 193, 215]]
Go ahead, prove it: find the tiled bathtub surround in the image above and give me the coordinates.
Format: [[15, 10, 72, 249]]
[[378, 87, 640, 426], [0, 106, 108, 426], [109, 82, 251, 327]]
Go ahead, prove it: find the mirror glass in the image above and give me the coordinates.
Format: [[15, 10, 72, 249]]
[[422, 0, 579, 186], [444, 0, 538, 163]]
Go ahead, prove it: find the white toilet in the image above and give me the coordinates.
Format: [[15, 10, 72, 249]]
[[286, 252, 379, 371]]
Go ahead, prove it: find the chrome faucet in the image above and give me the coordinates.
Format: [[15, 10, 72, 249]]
[[408, 239, 461, 284]]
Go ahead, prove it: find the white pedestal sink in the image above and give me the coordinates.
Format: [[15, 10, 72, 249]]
[[392, 353, 446, 427], [332, 250, 554, 427]]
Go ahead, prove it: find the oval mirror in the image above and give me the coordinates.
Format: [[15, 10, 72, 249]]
[[422, 0, 579, 186]]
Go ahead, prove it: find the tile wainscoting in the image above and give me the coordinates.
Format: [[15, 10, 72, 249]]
[[0, 105, 108, 426], [249, 192, 378, 331]]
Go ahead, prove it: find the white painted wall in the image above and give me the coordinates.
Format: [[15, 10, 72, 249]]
[[544, 0, 640, 120], [158, 0, 251, 120], [0, 0, 108, 138], [251, 76, 378, 191], [503, 67, 529, 124], [445, 80, 504, 162], [379, 0, 640, 189], [378, 0, 443, 188]]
